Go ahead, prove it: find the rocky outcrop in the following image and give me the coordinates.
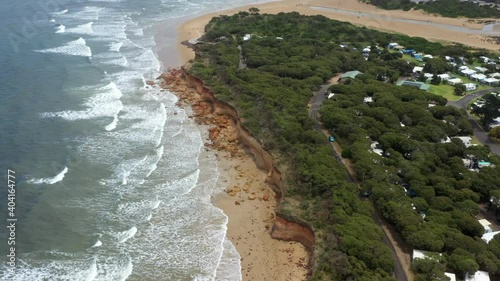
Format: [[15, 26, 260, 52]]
[[271, 213, 315, 250], [159, 67, 316, 275], [166, 67, 284, 198]]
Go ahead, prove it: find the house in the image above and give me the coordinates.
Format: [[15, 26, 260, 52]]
[[412, 249, 442, 261], [396, 80, 431, 91], [459, 65, 469, 71], [452, 136, 472, 147], [462, 69, 477, 76], [362, 47, 371, 53], [370, 141, 383, 156], [441, 136, 452, 143], [464, 271, 490, 281], [482, 231, 500, 243], [447, 78, 463, 85], [464, 83, 477, 91], [424, 73, 434, 79], [327, 93, 335, 99], [479, 56, 491, 63], [437, 73, 450, 80], [340, 70, 363, 80], [363, 97, 373, 103], [475, 66, 488, 73], [479, 219, 493, 233], [388, 42, 399, 48], [243, 34, 252, 41], [489, 117, 500, 129], [413, 66, 424, 74], [482, 78, 499, 86], [471, 73, 487, 81], [445, 272, 457, 281], [423, 54, 433, 59], [463, 158, 473, 169], [489, 72, 500, 78]]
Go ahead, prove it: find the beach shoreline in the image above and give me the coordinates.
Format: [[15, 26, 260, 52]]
[[159, 69, 310, 280]]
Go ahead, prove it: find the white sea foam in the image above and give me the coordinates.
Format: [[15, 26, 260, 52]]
[[66, 22, 94, 34], [35, 37, 92, 57], [105, 115, 119, 131], [92, 240, 102, 247], [49, 18, 56, 23], [63, 6, 103, 21], [28, 166, 68, 185], [0, 255, 98, 281], [116, 227, 137, 243], [215, 239, 243, 281], [128, 49, 160, 72], [109, 42, 123, 52], [104, 56, 128, 67], [53, 9, 68, 15], [85, 260, 98, 281], [40, 82, 123, 126], [55, 24, 66, 33]]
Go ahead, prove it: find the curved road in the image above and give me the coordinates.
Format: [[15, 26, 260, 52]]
[[447, 87, 500, 156], [309, 81, 410, 281]]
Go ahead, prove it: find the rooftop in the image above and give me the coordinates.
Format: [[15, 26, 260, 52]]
[[396, 80, 431, 91], [464, 271, 490, 281], [341, 70, 363, 79]]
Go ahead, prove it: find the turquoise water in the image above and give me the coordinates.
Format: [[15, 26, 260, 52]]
[[0, 0, 271, 280]]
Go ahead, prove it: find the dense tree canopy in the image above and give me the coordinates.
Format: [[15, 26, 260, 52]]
[[365, 0, 500, 18], [189, 11, 500, 280]]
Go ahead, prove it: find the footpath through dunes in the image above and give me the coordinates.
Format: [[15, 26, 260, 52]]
[[447, 87, 500, 156], [308, 74, 413, 281]]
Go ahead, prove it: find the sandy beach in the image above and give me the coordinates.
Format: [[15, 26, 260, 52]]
[[159, 69, 309, 281], [176, 0, 499, 64]]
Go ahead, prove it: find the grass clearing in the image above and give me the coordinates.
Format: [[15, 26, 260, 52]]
[[401, 54, 422, 66], [428, 83, 461, 101]]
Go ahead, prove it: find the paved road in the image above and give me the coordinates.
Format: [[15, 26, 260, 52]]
[[447, 87, 500, 155], [309, 81, 409, 281]]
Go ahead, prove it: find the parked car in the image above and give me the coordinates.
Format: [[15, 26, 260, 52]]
[[329, 136, 335, 142]]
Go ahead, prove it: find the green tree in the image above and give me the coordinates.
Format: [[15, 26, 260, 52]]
[[248, 7, 260, 14], [453, 84, 466, 96], [488, 126, 500, 141], [431, 74, 441, 85]]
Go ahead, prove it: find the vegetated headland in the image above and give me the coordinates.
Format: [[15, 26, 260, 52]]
[[165, 7, 500, 281]]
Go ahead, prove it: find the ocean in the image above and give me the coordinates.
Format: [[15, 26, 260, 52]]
[[0, 0, 269, 280]]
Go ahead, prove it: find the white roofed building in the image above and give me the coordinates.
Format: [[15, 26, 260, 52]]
[[482, 231, 500, 243], [452, 136, 472, 147], [447, 78, 463, 85], [437, 74, 450, 80], [464, 83, 477, 91], [483, 78, 499, 86], [464, 271, 490, 281], [462, 69, 477, 76], [471, 73, 487, 81], [475, 66, 488, 73], [445, 272, 457, 281], [413, 66, 424, 73]]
